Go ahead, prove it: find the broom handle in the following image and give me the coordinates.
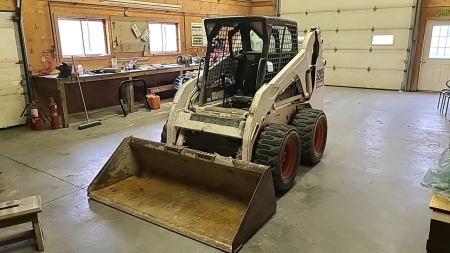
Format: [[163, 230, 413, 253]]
[[71, 56, 90, 122]]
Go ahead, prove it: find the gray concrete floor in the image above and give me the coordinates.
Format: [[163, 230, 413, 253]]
[[0, 87, 449, 253]]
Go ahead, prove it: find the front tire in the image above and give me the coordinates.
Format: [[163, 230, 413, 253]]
[[253, 124, 301, 194], [292, 109, 328, 166], [160, 120, 168, 143]]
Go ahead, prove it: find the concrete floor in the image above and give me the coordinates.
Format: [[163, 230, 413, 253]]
[[0, 87, 449, 253]]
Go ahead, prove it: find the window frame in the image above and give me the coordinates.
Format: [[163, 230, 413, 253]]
[[53, 14, 112, 61], [428, 25, 450, 59], [147, 22, 180, 55]]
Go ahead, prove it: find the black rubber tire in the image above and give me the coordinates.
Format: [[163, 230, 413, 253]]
[[253, 124, 301, 194], [292, 109, 328, 166], [160, 120, 168, 143]]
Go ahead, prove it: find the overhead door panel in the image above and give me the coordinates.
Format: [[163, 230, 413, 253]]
[[326, 69, 403, 89], [283, 8, 412, 31], [280, 0, 415, 89], [281, 0, 414, 13], [318, 30, 410, 50], [0, 12, 26, 129], [325, 52, 406, 70]]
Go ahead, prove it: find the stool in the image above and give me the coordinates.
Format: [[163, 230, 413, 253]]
[[0, 196, 44, 251]]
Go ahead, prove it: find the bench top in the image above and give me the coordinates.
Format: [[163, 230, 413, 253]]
[[0, 196, 42, 221]]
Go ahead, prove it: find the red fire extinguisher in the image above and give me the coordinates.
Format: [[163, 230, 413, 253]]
[[49, 97, 59, 130], [30, 103, 42, 131]]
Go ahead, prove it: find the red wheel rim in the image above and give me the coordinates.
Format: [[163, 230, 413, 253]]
[[314, 119, 325, 154], [281, 139, 297, 179]]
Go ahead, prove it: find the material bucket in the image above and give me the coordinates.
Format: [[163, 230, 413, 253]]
[[87, 136, 277, 253]]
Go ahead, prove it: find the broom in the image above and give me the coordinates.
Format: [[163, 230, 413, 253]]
[[71, 56, 101, 130]]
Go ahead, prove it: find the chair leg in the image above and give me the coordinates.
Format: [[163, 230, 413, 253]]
[[438, 92, 443, 109], [441, 95, 447, 113], [444, 96, 449, 115], [445, 96, 450, 117], [32, 216, 44, 252]]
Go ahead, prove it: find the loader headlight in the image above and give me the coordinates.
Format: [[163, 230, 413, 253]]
[[323, 59, 327, 66]]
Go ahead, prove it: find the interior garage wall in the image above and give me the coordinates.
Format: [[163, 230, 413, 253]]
[[280, 0, 417, 90], [0, 0, 15, 11], [410, 0, 450, 91], [251, 0, 277, 16], [20, 0, 254, 75]]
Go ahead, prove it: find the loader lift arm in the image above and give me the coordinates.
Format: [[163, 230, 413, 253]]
[[239, 27, 326, 162]]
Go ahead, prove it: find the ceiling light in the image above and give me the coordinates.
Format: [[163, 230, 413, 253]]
[[100, 0, 182, 10]]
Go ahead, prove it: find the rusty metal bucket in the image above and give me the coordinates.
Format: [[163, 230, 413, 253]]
[[87, 136, 276, 253]]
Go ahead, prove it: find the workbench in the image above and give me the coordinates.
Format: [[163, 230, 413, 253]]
[[33, 65, 198, 128], [427, 194, 450, 252]]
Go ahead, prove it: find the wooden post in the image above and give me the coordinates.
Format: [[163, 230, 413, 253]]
[[57, 82, 69, 128]]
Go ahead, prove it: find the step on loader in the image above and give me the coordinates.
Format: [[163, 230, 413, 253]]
[[88, 16, 328, 253]]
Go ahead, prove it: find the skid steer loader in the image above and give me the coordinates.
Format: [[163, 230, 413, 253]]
[[88, 16, 327, 253]]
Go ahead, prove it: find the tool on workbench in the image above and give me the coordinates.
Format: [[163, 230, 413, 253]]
[[55, 62, 72, 78], [71, 56, 102, 130]]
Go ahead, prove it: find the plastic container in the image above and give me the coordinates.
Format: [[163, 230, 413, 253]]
[[111, 58, 118, 68], [147, 93, 160, 110], [421, 144, 450, 201], [77, 64, 84, 75]]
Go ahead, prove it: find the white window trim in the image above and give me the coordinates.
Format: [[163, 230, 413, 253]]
[[148, 22, 180, 54], [57, 18, 110, 59], [428, 25, 450, 59]]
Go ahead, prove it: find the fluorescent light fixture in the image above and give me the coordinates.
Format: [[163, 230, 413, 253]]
[[100, 0, 182, 10], [372, 35, 394, 46]]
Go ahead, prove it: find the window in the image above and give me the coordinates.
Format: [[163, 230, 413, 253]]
[[148, 23, 179, 53], [372, 35, 394, 46], [57, 18, 108, 58], [429, 25, 450, 59]]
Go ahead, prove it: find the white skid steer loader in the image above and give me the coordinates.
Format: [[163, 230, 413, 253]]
[[88, 16, 328, 253]]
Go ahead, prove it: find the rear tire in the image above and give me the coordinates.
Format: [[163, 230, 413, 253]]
[[253, 124, 301, 194], [292, 109, 328, 166]]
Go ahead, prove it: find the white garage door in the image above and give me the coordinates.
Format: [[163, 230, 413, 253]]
[[0, 12, 26, 128], [281, 0, 416, 89]]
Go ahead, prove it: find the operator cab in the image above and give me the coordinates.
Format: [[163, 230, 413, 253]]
[[199, 16, 300, 110]]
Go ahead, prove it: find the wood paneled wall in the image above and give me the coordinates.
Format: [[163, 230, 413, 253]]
[[20, 0, 257, 75], [0, 0, 15, 11], [251, 1, 277, 16], [410, 0, 450, 91]]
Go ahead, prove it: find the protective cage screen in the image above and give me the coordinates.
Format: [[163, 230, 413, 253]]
[[202, 23, 298, 104], [204, 25, 242, 103], [265, 25, 298, 84]]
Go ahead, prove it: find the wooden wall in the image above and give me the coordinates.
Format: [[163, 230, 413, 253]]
[[0, 0, 15, 11], [21, 0, 255, 75], [410, 0, 450, 91], [251, 0, 277, 16]]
